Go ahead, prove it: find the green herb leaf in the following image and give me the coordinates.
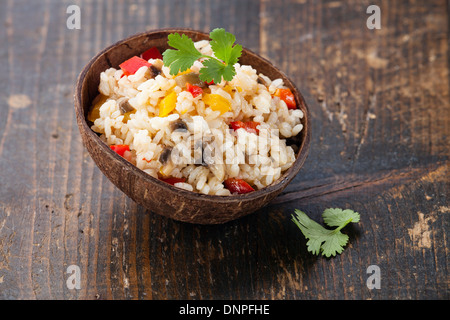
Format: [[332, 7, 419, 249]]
[[322, 208, 360, 228], [291, 208, 360, 257], [209, 28, 242, 66], [291, 209, 331, 256], [162, 33, 203, 75], [320, 231, 349, 257], [199, 59, 236, 84], [162, 28, 243, 83]]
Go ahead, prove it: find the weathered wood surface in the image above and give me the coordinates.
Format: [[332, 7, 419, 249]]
[[0, 0, 448, 300]]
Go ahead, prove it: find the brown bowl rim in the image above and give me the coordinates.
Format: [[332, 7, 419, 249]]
[[74, 28, 311, 204]]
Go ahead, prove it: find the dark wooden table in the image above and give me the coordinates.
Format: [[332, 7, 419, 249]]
[[0, 0, 448, 300]]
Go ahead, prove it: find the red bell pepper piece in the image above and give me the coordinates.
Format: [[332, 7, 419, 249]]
[[110, 145, 130, 157], [186, 82, 203, 98], [276, 88, 297, 109], [160, 177, 186, 185], [230, 121, 245, 131], [123, 150, 133, 162], [241, 121, 260, 134], [142, 46, 163, 60], [204, 80, 215, 85], [230, 121, 260, 134], [224, 178, 255, 194], [119, 56, 151, 76]]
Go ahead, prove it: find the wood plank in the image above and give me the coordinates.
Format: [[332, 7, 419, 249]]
[[0, 0, 447, 300]]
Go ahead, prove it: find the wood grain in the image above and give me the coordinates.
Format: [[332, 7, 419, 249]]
[[0, 0, 448, 300]]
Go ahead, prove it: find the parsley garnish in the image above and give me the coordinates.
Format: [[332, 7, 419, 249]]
[[162, 28, 243, 84], [291, 208, 360, 257]]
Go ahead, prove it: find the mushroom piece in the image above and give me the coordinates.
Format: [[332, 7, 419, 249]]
[[159, 146, 173, 165], [170, 119, 188, 132], [149, 65, 161, 77], [159, 146, 175, 177], [175, 72, 206, 88], [117, 97, 135, 114], [202, 143, 216, 167], [143, 61, 162, 79], [144, 65, 161, 79]]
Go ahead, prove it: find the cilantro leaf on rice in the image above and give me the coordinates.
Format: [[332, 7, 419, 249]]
[[199, 59, 236, 84], [162, 28, 243, 83], [162, 33, 203, 75], [209, 28, 242, 66]]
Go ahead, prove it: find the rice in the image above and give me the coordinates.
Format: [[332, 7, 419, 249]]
[[89, 40, 304, 196]]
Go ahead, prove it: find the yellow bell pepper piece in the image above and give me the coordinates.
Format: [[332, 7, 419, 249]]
[[223, 85, 242, 96], [88, 94, 108, 122], [122, 110, 136, 123], [177, 69, 192, 76], [158, 91, 177, 117], [223, 85, 234, 96], [202, 93, 231, 114]]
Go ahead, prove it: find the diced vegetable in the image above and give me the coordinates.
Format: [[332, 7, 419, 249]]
[[118, 98, 134, 114], [230, 121, 260, 135], [244, 121, 260, 134], [177, 69, 193, 76], [205, 80, 214, 85], [122, 110, 136, 123], [158, 91, 177, 117], [117, 98, 136, 123], [159, 147, 173, 165], [186, 82, 203, 98], [223, 85, 242, 95], [88, 94, 108, 122], [224, 178, 255, 194], [224, 84, 241, 96], [275, 88, 297, 109], [123, 150, 133, 162], [119, 56, 151, 76], [202, 93, 231, 114], [170, 119, 188, 132], [110, 145, 130, 157], [223, 85, 233, 95], [160, 177, 186, 185], [230, 121, 245, 131], [141, 47, 163, 60], [174, 72, 205, 88], [159, 146, 174, 177], [147, 65, 161, 78]]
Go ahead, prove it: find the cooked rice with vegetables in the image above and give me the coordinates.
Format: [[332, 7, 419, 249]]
[[89, 29, 304, 196]]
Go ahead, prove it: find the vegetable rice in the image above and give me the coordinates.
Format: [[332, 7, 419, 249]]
[[89, 40, 304, 196]]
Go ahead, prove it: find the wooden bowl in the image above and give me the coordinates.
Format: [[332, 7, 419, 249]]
[[74, 28, 311, 224]]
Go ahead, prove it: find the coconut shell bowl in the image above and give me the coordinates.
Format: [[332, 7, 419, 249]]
[[74, 29, 310, 224]]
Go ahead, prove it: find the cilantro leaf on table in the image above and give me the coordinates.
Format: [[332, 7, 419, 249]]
[[291, 208, 360, 258], [322, 208, 360, 227], [162, 28, 243, 84]]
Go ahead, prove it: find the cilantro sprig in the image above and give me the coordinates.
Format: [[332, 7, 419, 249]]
[[291, 208, 360, 258], [162, 28, 243, 84]]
